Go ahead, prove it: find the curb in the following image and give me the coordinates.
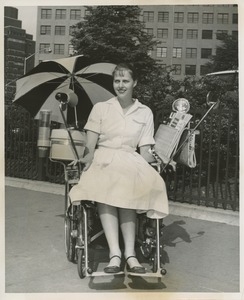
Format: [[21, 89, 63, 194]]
[[5, 176, 239, 226]]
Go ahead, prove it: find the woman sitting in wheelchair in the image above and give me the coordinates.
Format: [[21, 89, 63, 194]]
[[69, 63, 169, 274]]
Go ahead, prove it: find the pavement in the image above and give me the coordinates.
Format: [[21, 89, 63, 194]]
[[3, 177, 243, 300]]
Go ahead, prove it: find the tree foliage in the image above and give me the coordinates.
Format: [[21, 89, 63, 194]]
[[205, 33, 238, 72], [71, 6, 158, 82]]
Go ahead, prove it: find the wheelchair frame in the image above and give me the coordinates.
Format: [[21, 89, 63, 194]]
[[49, 160, 167, 279]]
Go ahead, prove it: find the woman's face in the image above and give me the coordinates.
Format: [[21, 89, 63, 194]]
[[113, 69, 137, 100]]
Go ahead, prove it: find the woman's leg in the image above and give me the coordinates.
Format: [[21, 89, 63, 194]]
[[119, 208, 144, 269], [97, 203, 121, 268]]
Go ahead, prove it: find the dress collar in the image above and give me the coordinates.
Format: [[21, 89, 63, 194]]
[[107, 97, 145, 115]]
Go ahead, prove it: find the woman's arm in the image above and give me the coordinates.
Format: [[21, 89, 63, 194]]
[[139, 144, 156, 163], [80, 130, 99, 171]]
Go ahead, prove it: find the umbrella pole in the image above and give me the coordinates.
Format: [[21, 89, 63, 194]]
[[74, 106, 78, 129], [59, 103, 81, 174]]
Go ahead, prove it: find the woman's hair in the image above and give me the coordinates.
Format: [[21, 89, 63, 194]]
[[112, 63, 138, 81]]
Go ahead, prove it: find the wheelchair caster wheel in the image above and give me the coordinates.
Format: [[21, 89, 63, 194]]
[[77, 249, 86, 279], [87, 268, 93, 275], [161, 268, 167, 275]]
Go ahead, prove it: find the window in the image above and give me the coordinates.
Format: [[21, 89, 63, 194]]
[[200, 65, 211, 75], [173, 47, 182, 58], [172, 64, 181, 75], [185, 65, 196, 75], [186, 48, 197, 58], [54, 44, 65, 55], [145, 28, 153, 36], [70, 9, 81, 20], [39, 43, 50, 53], [55, 9, 66, 19], [157, 28, 168, 38], [174, 29, 183, 39], [232, 13, 238, 24], [55, 26, 65, 35], [202, 13, 213, 24], [40, 25, 51, 35], [187, 29, 198, 39], [156, 47, 167, 58], [174, 12, 184, 23], [216, 30, 228, 40], [158, 12, 169, 22], [217, 13, 229, 24], [68, 44, 75, 55], [41, 9, 52, 19], [202, 30, 213, 39], [85, 9, 91, 16], [143, 11, 154, 22], [69, 26, 77, 36], [201, 48, 212, 59], [188, 12, 199, 23]]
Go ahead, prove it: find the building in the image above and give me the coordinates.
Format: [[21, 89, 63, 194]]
[[35, 5, 238, 79], [141, 5, 238, 78], [4, 6, 36, 104], [35, 6, 85, 65]]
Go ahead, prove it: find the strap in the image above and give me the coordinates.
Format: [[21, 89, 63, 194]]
[[125, 256, 136, 262], [109, 255, 121, 261]]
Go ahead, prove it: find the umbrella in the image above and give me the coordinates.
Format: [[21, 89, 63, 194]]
[[13, 55, 116, 124]]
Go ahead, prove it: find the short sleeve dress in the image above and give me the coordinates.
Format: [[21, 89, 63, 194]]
[[69, 97, 169, 219]]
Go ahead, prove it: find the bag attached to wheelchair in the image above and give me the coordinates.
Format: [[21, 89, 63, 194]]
[[153, 98, 197, 169]]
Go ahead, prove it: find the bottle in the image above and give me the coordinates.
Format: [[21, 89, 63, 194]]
[[37, 110, 52, 157]]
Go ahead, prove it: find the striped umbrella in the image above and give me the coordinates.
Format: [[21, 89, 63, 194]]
[[13, 55, 116, 124]]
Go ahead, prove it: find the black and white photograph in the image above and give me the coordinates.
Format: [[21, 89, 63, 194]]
[[2, 0, 243, 299]]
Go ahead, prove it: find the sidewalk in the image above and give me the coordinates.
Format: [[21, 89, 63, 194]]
[[4, 177, 241, 297]]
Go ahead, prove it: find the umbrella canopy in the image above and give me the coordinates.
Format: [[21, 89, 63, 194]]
[[13, 55, 116, 124]]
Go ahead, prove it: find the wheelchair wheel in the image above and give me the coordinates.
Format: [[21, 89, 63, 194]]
[[65, 208, 76, 262], [77, 248, 86, 278]]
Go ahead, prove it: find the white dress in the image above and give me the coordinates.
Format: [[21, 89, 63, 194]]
[[69, 97, 169, 219]]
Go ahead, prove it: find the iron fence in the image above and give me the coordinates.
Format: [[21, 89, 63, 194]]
[[5, 104, 239, 211]]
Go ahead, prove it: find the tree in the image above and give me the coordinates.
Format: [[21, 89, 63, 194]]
[[70, 6, 158, 82], [205, 33, 238, 72]]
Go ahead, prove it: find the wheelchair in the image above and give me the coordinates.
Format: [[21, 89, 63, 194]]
[[39, 93, 170, 279], [42, 94, 217, 279], [49, 146, 167, 279], [46, 98, 216, 278]]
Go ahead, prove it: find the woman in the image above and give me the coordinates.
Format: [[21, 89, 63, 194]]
[[70, 63, 169, 274]]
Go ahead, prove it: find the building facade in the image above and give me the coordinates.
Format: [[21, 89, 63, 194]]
[[35, 5, 238, 79], [141, 5, 238, 79], [4, 6, 36, 104]]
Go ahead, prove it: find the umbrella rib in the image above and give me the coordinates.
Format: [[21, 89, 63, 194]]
[[77, 73, 110, 81]]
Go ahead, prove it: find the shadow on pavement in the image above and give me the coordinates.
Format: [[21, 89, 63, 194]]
[[127, 275, 166, 290], [160, 220, 205, 264], [88, 275, 127, 290]]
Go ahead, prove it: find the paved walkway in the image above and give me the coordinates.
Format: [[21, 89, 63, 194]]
[[3, 178, 243, 300]]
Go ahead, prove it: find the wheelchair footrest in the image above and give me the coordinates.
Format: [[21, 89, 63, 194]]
[[86, 271, 125, 277], [126, 270, 166, 278]]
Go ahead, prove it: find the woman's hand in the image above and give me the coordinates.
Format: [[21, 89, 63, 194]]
[[68, 152, 94, 171], [79, 152, 94, 171], [68, 130, 99, 171]]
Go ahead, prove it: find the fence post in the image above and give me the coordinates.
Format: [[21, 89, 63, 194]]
[[37, 157, 47, 181]]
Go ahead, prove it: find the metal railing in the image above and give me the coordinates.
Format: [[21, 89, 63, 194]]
[[5, 104, 239, 211]]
